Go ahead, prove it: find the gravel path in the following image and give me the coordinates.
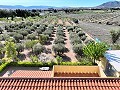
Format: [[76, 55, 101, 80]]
[[64, 26, 77, 62]]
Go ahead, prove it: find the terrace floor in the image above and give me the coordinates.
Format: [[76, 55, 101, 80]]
[[0, 66, 52, 77], [10, 70, 52, 78]]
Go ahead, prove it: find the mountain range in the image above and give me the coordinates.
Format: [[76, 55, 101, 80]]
[[0, 5, 57, 10], [0, 1, 120, 9], [97, 1, 120, 8]]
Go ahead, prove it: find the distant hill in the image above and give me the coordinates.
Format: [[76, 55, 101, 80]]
[[97, 1, 120, 8], [0, 5, 57, 10]]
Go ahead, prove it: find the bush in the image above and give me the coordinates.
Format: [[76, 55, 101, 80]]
[[75, 28, 82, 33], [56, 55, 63, 65], [73, 18, 79, 23], [9, 62, 57, 67], [78, 31, 85, 37], [0, 60, 93, 73], [30, 55, 39, 63], [0, 62, 10, 73], [81, 35, 87, 41], [9, 61, 92, 67], [67, 26, 74, 32], [85, 39, 95, 45]]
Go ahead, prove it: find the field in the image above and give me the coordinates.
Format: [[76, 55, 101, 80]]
[[0, 9, 120, 64]]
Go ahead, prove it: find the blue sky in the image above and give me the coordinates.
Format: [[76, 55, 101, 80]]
[[0, 0, 119, 7]]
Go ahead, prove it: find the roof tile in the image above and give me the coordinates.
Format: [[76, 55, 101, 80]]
[[0, 78, 120, 90]]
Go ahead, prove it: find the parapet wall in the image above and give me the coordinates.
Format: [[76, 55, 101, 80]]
[[53, 65, 106, 77]]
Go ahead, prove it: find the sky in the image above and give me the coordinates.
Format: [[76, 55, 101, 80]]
[[0, 0, 119, 7]]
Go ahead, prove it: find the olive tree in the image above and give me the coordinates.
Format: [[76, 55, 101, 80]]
[[110, 30, 120, 44], [19, 30, 29, 38], [25, 40, 39, 49], [52, 43, 67, 55], [54, 38, 65, 44], [5, 41, 17, 60], [32, 43, 45, 55], [39, 34, 49, 45], [16, 43, 24, 54], [73, 44, 83, 55], [0, 27, 3, 34], [27, 34, 36, 40], [13, 34, 23, 43]]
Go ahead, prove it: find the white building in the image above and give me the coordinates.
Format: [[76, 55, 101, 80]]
[[105, 50, 120, 77]]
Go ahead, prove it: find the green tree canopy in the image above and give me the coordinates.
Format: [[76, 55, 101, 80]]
[[5, 41, 17, 59], [16, 43, 24, 54], [83, 42, 108, 64], [25, 40, 39, 49], [32, 43, 45, 55], [52, 43, 68, 55], [110, 30, 120, 44]]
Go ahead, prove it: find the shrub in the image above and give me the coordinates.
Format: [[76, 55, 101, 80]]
[[73, 18, 79, 23], [56, 55, 63, 65], [0, 62, 10, 73], [85, 39, 95, 45], [81, 35, 87, 41], [78, 31, 85, 37], [30, 55, 39, 63], [67, 26, 74, 32], [75, 28, 82, 33], [9, 61, 92, 67]]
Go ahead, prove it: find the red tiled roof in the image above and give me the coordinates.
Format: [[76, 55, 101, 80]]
[[0, 77, 120, 90], [10, 70, 52, 77]]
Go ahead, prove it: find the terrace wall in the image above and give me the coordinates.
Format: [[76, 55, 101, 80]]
[[53, 65, 106, 77]]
